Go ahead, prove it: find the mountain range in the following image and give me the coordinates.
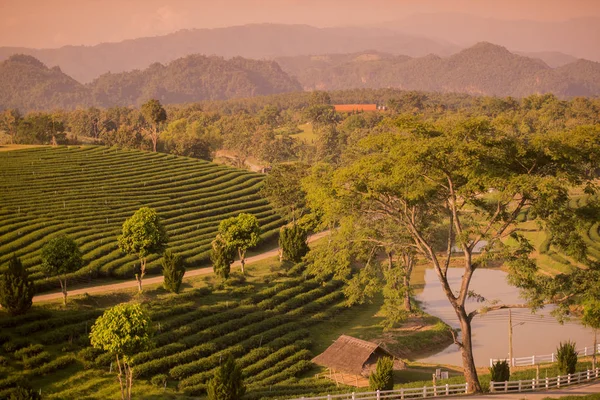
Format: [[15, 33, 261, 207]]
[[0, 54, 301, 111], [0, 24, 457, 84], [2, 42, 600, 112], [275, 43, 600, 97]]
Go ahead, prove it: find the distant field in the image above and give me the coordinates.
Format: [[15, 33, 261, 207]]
[[291, 123, 318, 143], [0, 146, 285, 292]]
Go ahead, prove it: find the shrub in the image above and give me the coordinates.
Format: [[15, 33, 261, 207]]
[[207, 354, 245, 400], [14, 344, 43, 360], [23, 352, 51, 369], [279, 225, 309, 263], [8, 385, 41, 400], [369, 357, 394, 391], [162, 250, 185, 294], [489, 360, 510, 382], [0, 356, 8, 366], [150, 374, 168, 387], [0, 256, 35, 316], [211, 236, 235, 280], [556, 340, 578, 375]]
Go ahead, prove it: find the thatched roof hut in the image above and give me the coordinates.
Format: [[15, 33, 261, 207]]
[[312, 335, 405, 387]]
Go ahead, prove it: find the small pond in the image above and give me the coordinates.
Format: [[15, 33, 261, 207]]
[[415, 268, 595, 367]]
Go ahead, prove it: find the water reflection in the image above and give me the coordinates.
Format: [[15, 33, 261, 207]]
[[416, 268, 594, 367]]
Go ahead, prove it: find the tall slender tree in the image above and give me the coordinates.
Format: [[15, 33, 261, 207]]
[[141, 99, 167, 152]]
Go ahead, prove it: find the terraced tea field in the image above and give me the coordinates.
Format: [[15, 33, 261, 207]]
[[0, 263, 350, 399], [0, 146, 285, 292]]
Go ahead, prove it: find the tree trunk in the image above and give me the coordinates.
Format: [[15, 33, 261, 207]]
[[403, 275, 412, 313], [116, 354, 126, 400], [239, 248, 245, 275], [457, 310, 481, 393], [136, 258, 146, 293], [152, 125, 158, 152], [59, 277, 67, 306]]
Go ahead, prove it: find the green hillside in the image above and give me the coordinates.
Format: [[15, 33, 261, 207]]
[[0, 146, 285, 292]]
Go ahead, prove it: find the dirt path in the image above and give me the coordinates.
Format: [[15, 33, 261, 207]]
[[454, 381, 600, 399], [33, 230, 330, 303]]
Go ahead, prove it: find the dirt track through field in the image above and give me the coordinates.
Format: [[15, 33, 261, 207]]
[[33, 230, 330, 303]]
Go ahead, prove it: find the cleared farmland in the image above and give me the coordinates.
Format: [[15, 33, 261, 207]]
[[0, 146, 285, 292]]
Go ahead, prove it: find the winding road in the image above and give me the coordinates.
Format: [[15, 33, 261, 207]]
[[33, 230, 330, 303]]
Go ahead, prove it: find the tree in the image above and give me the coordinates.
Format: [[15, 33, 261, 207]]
[[90, 303, 153, 400], [0, 255, 34, 316], [260, 162, 309, 223], [211, 235, 235, 280], [118, 207, 168, 292], [207, 354, 245, 400], [40, 235, 83, 305], [304, 116, 600, 393], [369, 357, 394, 391], [0, 109, 21, 144], [218, 213, 260, 275], [141, 99, 167, 152], [581, 299, 600, 369], [162, 250, 185, 294], [279, 224, 309, 263]]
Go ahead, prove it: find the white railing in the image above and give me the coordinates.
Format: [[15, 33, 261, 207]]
[[490, 367, 600, 393], [490, 344, 600, 367], [286, 383, 469, 400]]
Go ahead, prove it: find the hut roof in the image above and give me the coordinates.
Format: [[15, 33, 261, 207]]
[[312, 335, 394, 375], [334, 104, 378, 112]]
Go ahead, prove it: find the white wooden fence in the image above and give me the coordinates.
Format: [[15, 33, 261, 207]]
[[286, 383, 469, 400], [490, 344, 600, 367], [490, 367, 600, 393]]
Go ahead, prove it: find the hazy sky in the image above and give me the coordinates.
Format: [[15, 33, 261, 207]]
[[1, 0, 599, 48]]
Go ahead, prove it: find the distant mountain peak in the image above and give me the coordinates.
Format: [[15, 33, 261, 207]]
[[464, 41, 511, 54], [6, 54, 48, 69]]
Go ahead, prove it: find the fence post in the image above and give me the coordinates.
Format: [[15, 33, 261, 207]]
[[518, 380, 522, 392], [545, 376, 549, 389], [512, 357, 515, 367], [376, 390, 380, 400], [465, 382, 468, 394], [587, 369, 590, 380], [557, 375, 561, 388], [568, 373, 571, 385], [352, 392, 355, 400], [490, 359, 493, 367], [400, 388, 404, 400], [532, 378, 535, 390], [532, 355, 536, 365], [445, 383, 449, 396], [505, 381, 508, 392], [423, 385, 427, 398], [552, 353, 555, 362], [490, 382, 495, 394], [585, 347, 588, 356]]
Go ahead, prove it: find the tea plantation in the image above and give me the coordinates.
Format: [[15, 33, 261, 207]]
[[0, 146, 285, 292]]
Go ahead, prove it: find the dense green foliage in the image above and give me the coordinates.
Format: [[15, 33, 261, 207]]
[[218, 213, 260, 274], [0, 256, 34, 316], [556, 341, 578, 375], [90, 303, 153, 400], [40, 235, 83, 305], [0, 146, 284, 292], [368, 357, 394, 391], [207, 354, 245, 400], [118, 207, 168, 291], [161, 250, 185, 294], [489, 360, 510, 382], [279, 225, 309, 263], [211, 236, 235, 280]]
